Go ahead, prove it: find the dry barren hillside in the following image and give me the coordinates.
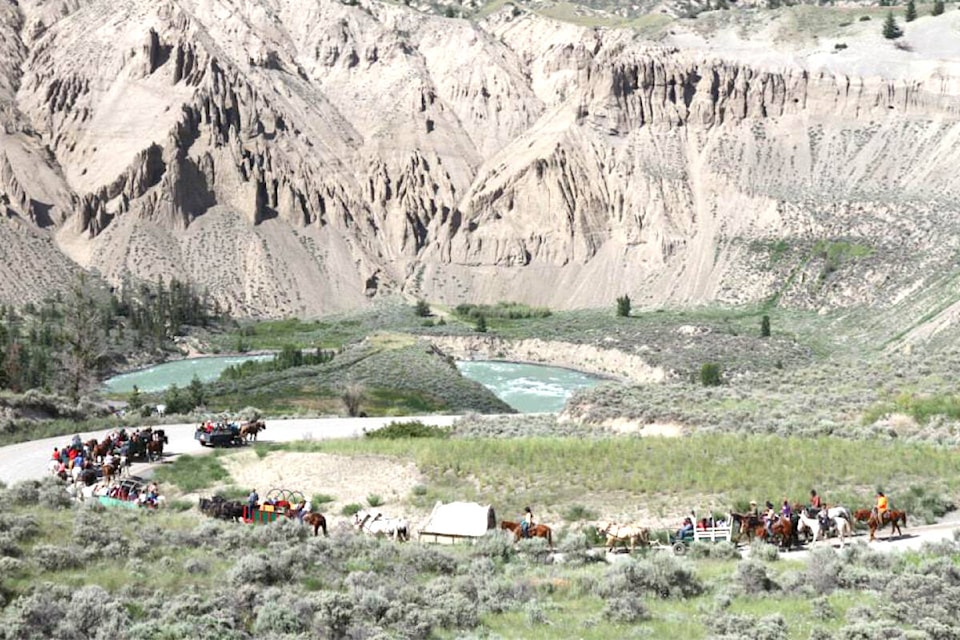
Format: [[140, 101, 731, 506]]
[[0, 0, 958, 334]]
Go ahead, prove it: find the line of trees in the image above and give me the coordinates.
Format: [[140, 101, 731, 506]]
[[0, 275, 225, 401]]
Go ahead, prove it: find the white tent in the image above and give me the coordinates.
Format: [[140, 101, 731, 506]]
[[418, 501, 496, 544]]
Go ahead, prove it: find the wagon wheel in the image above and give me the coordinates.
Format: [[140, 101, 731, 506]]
[[265, 488, 305, 507], [671, 541, 687, 556]]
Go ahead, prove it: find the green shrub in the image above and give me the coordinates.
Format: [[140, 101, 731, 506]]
[[415, 299, 431, 317], [454, 302, 551, 320], [312, 493, 335, 505], [561, 504, 597, 522], [761, 315, 771, 337], [734, 559, 779, 594], [364, 420, 450, 439], [616, 295, 631, 318], [367, 494, 383, 507], [341, 503, 362, 516], [701, 363, 723, 386]]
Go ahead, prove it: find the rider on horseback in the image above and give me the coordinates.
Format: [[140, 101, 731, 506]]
[[809, 489, 822, 513], [521, 506, 534, 538], [873, 491, 889, 525], [764, 501, 777, 538]]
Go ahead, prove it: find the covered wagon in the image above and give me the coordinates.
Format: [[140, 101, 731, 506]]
[[418, 501, 496, 544]]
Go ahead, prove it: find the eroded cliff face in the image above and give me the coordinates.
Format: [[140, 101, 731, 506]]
[[1, 0, 959, 325]]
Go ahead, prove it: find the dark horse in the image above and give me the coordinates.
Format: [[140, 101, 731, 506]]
[[854, 509, 907, 541], [285, 508, 328, 537], [500, 520, 553, 548]]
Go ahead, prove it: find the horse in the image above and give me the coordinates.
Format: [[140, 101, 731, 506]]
[[200, 496, 245, 522], [353, 509, 409, 542], [285, 508, 328, 537], [91, 439, 113, 463], [240, 420, 266, 442], [855, 509, 907, 541], [731, 512, 763, 543], [796, 509, 845, 547], [500, 520, 554, 548], [596, 521, 649, 552], [146, 440, 163, 461], [740, 515, 793, 549]]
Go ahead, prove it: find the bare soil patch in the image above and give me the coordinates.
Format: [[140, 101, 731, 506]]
[[217, 450, 427, 520]]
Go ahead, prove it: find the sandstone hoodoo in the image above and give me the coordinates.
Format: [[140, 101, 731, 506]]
[[0, 0, 957, 329]]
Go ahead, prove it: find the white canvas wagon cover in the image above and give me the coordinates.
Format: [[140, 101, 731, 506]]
[[418, 501, 496, 541]]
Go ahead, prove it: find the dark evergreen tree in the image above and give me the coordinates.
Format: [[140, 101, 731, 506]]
[[616, 295, 631, 318], [905, 0, 917, 21], [882, 11, 903, 38], [931, 0, 944, 15], [60, 274, 109, 402], [761, 315, 771, 338]]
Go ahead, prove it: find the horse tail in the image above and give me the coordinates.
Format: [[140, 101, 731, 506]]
[[320, 515, 328, 537], [547, 528, 553, 548]]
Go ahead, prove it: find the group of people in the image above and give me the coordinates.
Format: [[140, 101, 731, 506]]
[[199, 420, 239, 434], [750, 489, 893, 535]]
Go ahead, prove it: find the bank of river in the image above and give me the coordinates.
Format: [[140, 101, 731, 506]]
[[456, 361, 602, 413], [103, 355, 273, 394], [104, 356, 603, 413]]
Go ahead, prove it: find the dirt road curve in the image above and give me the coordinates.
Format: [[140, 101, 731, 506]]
[[0, 416, 459, 486], [4, 417, 958, 554]]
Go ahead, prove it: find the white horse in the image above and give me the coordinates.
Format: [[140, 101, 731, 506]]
[[796, 510, 827, 545], [797, 508, 852, 548], [353, 509, 409, 542], [823, 508, 853, 548]]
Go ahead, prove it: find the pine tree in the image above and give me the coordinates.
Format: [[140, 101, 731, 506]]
[[761, 315, 771, 338], [905, 0, 917, 21], [616, 295, 631, 318], [882, 11, 903, 38], [931, 0, 944, 15]]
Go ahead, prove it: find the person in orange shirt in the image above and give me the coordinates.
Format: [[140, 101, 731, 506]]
[[874, 491, 889, 524]]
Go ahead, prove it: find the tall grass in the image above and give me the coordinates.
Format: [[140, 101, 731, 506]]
[[275, 435, 960, 519], [153, 453, 230, 492]]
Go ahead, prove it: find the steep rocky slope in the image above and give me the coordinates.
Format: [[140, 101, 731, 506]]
[[0, 0, 958, 336]]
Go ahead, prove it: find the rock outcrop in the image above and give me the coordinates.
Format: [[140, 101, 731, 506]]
[[0, 0, 958, 330]]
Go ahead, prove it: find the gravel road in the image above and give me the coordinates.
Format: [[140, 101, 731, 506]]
[[0, 415, 460, 486]]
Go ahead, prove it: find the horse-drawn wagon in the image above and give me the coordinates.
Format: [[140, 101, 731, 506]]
[[195, 422, 244, 447], [242, 488, 306, 524], [668, 514, 733, 555]]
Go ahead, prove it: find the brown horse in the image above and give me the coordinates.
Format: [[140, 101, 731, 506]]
[[240, 420, 266, 442], [855, 509, 906, 541], [146, 439, 164, 461], [500, 520, 553, 548], [739, 515, 793, 549], [286, 508, 328, 536], [92, 439, 113, 463], [303, 513, 328, 537]]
